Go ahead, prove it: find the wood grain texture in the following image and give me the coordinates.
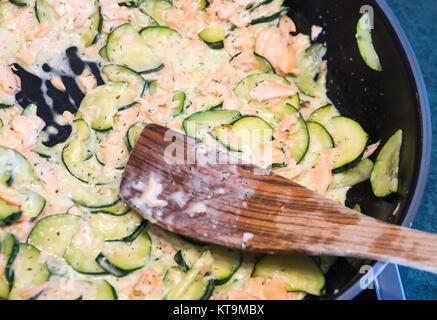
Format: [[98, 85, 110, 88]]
[[120, 124, 437, 274]]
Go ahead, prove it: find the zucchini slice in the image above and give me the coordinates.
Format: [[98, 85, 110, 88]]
[[371, 130, 403, 197], [175, 246, 242, 285], [139, 26, 181, 49], [230, 52, 276, 74], [252, 254, 325, 296], [62, 120, 116, 184], [330, 158, 374, 189], [87, 213, 143, 241], [64, 221, 106, 275], [9, 244, 50, 300], [0, 146, 38, 186], [234, 73, 290, 101], [97, 228, 151, 277], [296, 44, 327, 97], [106, 23, 163, 74], [126, 122, 148, 151], [71, 183, 120, 209], [166, 250, 215, 300], [356, 11, 382, 72], [211, 116, 273, 154], [172, 90, 186, 117], [0, 232, 19, 299], [82, 280, 118, 300], [21, 103, 37, 115], [28, 213, 82, 257], [309, 104, 340, 125], [101, 64, 146, 102], [0, 199, 22, 226], [251, 7, 289, 25], [183, 110, 242, 141], [77, 82, 138, 131], [137, 0, 172, 25], [89, 199, 130, 216], [35, 0, 102, 47], [307, 121, 334, 155], [198, 25, 225, 49], [327, 116, 369, 173]]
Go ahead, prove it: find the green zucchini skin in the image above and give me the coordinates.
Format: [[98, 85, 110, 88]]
[[251, 8, 289, 25], [370, 130, 403, 197], [8, 0, 27, 7], [356, 11, 382, 72]]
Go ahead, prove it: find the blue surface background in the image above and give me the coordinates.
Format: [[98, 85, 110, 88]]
[[386, 0, 437, 300]]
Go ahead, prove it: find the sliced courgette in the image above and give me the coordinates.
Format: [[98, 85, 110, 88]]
[[252, 254, 325, 296], [307, 121, 334, 156], [0, 232, 19, 299], [97, 228, 151, 277], [330, 158, 374, 189], [106, 23, 163, 74], [0, 146, 38, 186], [0, 200, 21, 226], [357, 11, 382, 71], [64, 221, 106, 275], [231, 52, 275, 74], [370, 130, 403, 197], [101, 64, 146, 103], [327, 116, 369, 173], [126, 122, 148, 151], [183, 110, 242, 141], [9, 244, 50, 300], [211, 116, 273, 154], [166, 250, 215, 300], [198, 25, 225, 50], [137, 0, 172, 25], [309, 104, 340, 125], [82, 280, 118, 300], [77, 82, 139, 131], [139, 26, 181, 49], [89, 199, 130, 216], [28, 213, 82, 257], [87, 212, 144, 241], [296, 44, 327, 97], [35, 0, 102, 47]]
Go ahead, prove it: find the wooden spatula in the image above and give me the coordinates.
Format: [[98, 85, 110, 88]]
[[120, 124, 437, 274]]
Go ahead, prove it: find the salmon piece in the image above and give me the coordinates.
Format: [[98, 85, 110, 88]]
[[51, 76, 66, 91], [98, 137, 129, 172], [262, 277, 288, 300], [0, 56, 21, 95], [207, 0, 239, 20], [167, 266, 183, 284], [224, 26, 255, 57], [244, 277, 264, 298], [77, 69, 97, 93], [133, 268, 164, 296], [290, 33, 311, 56], [311, 25, 323, 41], [249, 80, 298, 104], [311, 148, 340, 195], [363, 141, 381, 159], [166, 7, 202, 39], [204, 62, 241, 88], [162, 243, 177, 256], [0, 114, 45, 153], [83, 44, 100, 59], [278, 46, 297, 75], [34, 19, 53, 39], [232, 50, 259, 72], [100, 0, 137, 33], [279, 15, 296, 35], [15, 43, 39, 67], [227, 290, 262, 300], [5, 220, 33, 242], [19, 283, 48, 299], [31, 158, 63, 197], [62, 110, 74, 124]]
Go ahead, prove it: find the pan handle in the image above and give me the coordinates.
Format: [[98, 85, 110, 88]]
[[375, 264, 406, 300]]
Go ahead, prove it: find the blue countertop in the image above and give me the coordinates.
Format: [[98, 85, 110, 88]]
[[386, 0, 437, 300]]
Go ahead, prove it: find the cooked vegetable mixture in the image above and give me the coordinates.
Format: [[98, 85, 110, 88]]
[[0, 0, 401, 300]]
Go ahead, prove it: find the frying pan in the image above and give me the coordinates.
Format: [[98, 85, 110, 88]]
[[286, 0, 431, 299], [12, 0, 431, 300]]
